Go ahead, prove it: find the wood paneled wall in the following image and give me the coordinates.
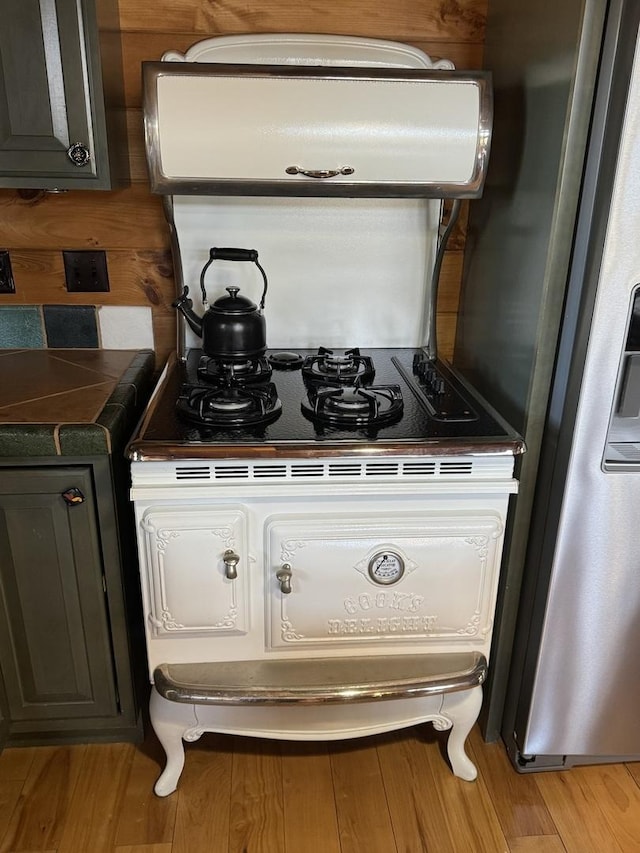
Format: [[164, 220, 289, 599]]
[[0, 0, 486, 367]]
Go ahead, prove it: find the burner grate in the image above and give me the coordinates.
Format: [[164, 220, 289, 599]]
[[302, 347, 375, 387], [197, 354, 272, 385], [177, 381, 282, 427], [302, 382, 403, 427]]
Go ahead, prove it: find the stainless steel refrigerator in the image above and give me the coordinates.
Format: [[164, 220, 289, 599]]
[[454, 0, 640, 768]]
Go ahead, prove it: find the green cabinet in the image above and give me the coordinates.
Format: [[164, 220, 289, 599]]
[[0, 458, 145, 744], [0, 0, 125, 189]]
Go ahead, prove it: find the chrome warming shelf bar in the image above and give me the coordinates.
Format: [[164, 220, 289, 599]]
[[154, 652, 487, 705]]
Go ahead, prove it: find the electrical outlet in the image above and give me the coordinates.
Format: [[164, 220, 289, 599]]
[[63, 250, 110, 292], [0, 250, 16, 293]]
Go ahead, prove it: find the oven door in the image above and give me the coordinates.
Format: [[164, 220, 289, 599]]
[[140, 504, 249, 638], [265, 508, 504, 654]]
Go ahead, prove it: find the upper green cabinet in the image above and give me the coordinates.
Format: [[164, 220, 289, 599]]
[[0, 0, 126, 189]]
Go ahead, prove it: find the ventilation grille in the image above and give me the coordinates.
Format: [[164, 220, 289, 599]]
[[214, 465, 249, 479], [175, 466, 211, 480], [171, 458, 487, 482], [439, 461, 474, 475]]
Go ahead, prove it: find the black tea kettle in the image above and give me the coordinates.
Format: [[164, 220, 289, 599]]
[[173, 247, 268, 361]]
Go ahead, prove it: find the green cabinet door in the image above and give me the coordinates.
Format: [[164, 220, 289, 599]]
[[0, 466, 118, 724], [0, 0, 115, 189]]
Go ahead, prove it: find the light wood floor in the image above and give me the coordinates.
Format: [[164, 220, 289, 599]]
[[1, 724, 640, 852]]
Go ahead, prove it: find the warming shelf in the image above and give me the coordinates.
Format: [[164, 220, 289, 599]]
[[143, 63, 492, 198]]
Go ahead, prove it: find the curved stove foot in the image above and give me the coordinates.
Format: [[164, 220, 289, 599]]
[[150, 686, 192, 796], [440, 685, 482, 781]]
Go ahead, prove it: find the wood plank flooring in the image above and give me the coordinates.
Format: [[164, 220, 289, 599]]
[[1, 725, 639, 852]]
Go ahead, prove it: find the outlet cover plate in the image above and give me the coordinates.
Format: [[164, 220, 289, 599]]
[[63, 250, 110, 292], [0, 251, 16, 293]]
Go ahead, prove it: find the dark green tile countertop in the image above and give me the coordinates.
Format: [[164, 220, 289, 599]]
[[0, 350, 155, 457]]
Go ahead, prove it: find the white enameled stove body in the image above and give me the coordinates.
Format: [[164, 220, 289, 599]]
[[131, 34, 518, 794], [130, 451, 517, 794], [131, 455, 516, 670]]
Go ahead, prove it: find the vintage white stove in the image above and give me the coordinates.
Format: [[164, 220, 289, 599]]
[[128, 33, 522, 796]]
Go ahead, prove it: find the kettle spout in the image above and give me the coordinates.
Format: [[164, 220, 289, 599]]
[[172, 287, 203, 337]]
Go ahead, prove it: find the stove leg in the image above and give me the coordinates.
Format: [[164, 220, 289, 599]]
[[438, 685, 482, 781], [150, 686, 190, 796]]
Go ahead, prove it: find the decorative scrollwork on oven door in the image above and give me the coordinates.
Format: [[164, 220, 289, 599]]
[[280, 539, 308, 562]]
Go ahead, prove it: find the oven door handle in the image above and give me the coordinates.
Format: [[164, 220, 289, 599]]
[[276, 563, 293, 595], [223, 549, 239, 580]]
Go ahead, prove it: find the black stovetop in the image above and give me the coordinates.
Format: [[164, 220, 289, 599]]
[[133, 348, 520, 454]]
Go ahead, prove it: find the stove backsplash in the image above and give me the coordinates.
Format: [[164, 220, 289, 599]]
[[172, 194, 441, 352]]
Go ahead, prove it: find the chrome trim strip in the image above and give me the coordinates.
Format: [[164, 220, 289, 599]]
[[426, 199, 462, 360], [160, 195, 186, 360], [153, 652, 487, 706], [143, 63, 492, 199], [128, 438, 525, 462]]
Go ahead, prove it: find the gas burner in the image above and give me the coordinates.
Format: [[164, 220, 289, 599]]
[[268, 351, 304, 371], [301, 383, 403, 427], [197, 355, 272, 385], [302, 347, 375, 387], [177, 380, 282, 427]]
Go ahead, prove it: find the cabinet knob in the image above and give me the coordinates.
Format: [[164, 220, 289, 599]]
[[223, 549, 239, 580], [61, 487, 85, 506], [67, 142, 91, 167]]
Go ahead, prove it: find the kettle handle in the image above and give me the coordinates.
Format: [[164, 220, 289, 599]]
[[209, 247, 257, 263], [200, 247, 268, 309]]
